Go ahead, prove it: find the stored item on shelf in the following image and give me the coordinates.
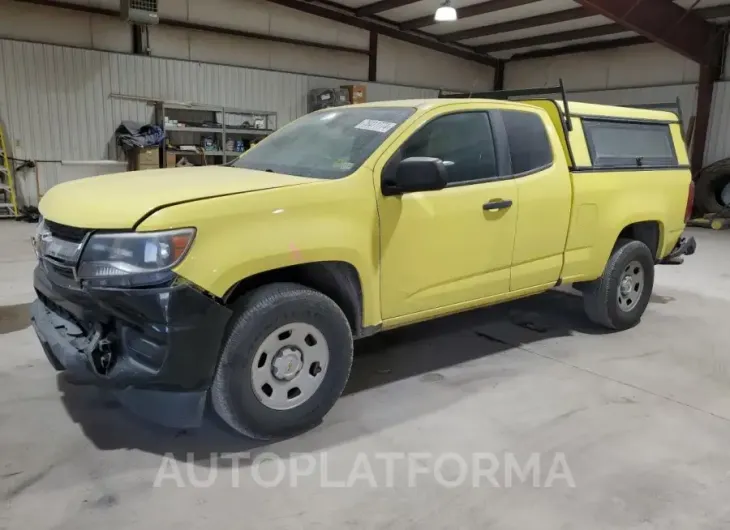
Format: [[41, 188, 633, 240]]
[[200, 136, 216, 151], [226, 138, 235, 151], [216, 112, 246, 127], [128, 146, 160, 171], [308, 88, 336, 112], [334, 88, 351, 106], [253, 117, 266, 129], [166, 152, 177, 167], [341, 84, 366, 104], [235, 140, 244, 152]]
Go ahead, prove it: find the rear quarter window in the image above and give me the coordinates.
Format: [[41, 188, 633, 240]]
[[582, 119, 678, 168], [500, 110, 553, 175]]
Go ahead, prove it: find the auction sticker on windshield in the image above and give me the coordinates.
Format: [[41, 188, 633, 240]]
[[355, 119, 397, 133]]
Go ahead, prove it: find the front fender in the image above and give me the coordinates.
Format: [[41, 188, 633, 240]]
[[137, 175, 382, 327]]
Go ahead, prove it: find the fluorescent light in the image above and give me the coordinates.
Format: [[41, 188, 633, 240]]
[[434, 0, 457, 21]]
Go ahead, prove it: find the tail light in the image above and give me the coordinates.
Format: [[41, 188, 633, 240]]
[[685, 181, 695, 223]]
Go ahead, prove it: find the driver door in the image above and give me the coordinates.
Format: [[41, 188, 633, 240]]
[[376, 108, 519, 321]]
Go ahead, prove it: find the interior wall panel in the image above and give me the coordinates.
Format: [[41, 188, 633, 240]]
[[706, 82, 730, 165], [0, 39, 445, 204], [307, 76, 438, 101], [376, 35, 494, 92], [0, 0, 132, 53], [148, 0, 370, 79], [159, 0, 370, 50], [505, 43, 700, 91]]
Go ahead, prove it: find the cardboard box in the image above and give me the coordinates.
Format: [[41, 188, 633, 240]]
[[128, 147, 160, 171], [341, 84, 366, 104], [166, 151, 177, 168]]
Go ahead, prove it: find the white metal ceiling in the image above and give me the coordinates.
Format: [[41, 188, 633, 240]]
[[323, 0, 730, 59]]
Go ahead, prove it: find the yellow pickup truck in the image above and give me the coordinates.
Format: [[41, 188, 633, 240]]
[[31, 94, 695, 439]]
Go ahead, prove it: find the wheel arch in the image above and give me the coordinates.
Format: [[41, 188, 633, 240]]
[[223, 261, 370, 338], [615, 220, 664, 260]]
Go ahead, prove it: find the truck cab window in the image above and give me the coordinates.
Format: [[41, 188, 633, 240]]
[[234, 107, 415, 179], [500, 110, 553, 175], [400, 112, 497, 184]]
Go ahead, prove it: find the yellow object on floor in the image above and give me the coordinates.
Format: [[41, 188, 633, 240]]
[[0, 122, 18, 218], [687, 216, 730, 230]]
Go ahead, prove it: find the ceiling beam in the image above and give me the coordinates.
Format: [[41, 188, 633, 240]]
[[510, 36, 649, 60], [439, 6, 592, 42], [574, 0, 724, 66], [477, 25, 625, 53], [356, 0, 420, 17], [266, 0, 498, 66], [485, 4, 730, 57], [399, 0, 540, 31]]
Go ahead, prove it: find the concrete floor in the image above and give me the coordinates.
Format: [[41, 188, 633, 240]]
[[2, 221, 730, 529]]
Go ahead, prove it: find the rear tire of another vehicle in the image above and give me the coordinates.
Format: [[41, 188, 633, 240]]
[[211, 283, 353, 440], [582, 239, 655, 331], [695, 158, 730, 215]]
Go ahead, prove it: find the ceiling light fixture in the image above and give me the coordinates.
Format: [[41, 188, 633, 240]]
[[434, 0, 457, 21]]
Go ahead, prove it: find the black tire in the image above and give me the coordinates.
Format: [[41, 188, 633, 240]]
[[211, 283, 353, 439], [695, 158, 730, 215], [582, 239, 655, 330]]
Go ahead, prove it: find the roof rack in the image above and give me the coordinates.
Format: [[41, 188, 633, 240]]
[[438, 78, 573, 131]]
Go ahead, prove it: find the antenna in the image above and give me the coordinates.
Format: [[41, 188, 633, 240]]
[[467, 78, 479, 98]]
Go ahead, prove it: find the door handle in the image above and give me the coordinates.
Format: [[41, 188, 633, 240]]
[[483, 199, 513, 211]]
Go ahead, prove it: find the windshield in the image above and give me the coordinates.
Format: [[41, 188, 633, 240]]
[[232, 107, 415, 179]]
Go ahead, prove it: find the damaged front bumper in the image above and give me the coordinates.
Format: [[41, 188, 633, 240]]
[[660, 234, 697, 265], [31, 265, 231, 428]]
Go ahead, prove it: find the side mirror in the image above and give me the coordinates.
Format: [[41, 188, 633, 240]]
[[382, 157, 448, 196]]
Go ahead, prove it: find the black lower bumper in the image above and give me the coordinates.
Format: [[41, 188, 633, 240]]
[[31, 266, 232, 428], [660, 234, 697, 264]]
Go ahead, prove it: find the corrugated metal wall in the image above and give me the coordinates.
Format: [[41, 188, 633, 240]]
[[505, 43, 701, 93], [706, 81, 730, 166], [0, 38, 439, 204]]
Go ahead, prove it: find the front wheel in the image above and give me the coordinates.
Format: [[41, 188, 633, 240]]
[[582, 239, 655, 330], [211, 283, 353, 439]]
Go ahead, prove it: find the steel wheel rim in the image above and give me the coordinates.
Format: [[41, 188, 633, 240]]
[[617, 260, 644, 312], [251, 323, 329, 411], [721, 181, 730, 207]]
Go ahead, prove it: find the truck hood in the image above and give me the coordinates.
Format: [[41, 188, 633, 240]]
[[39, 166, 317, 229]]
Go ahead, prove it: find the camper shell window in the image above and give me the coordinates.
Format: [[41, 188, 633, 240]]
[[582, 119, 678, 169]]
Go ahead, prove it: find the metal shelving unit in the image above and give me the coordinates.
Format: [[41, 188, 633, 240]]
[[155, 102, 277, 167]]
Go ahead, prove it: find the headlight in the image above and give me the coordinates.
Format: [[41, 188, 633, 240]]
[[32, 216, 45, 258], [78, 228, 195, 287]]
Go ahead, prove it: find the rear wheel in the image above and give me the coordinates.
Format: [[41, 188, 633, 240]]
[[582, 239, 655, 330], [211, 283, 353, 439]]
